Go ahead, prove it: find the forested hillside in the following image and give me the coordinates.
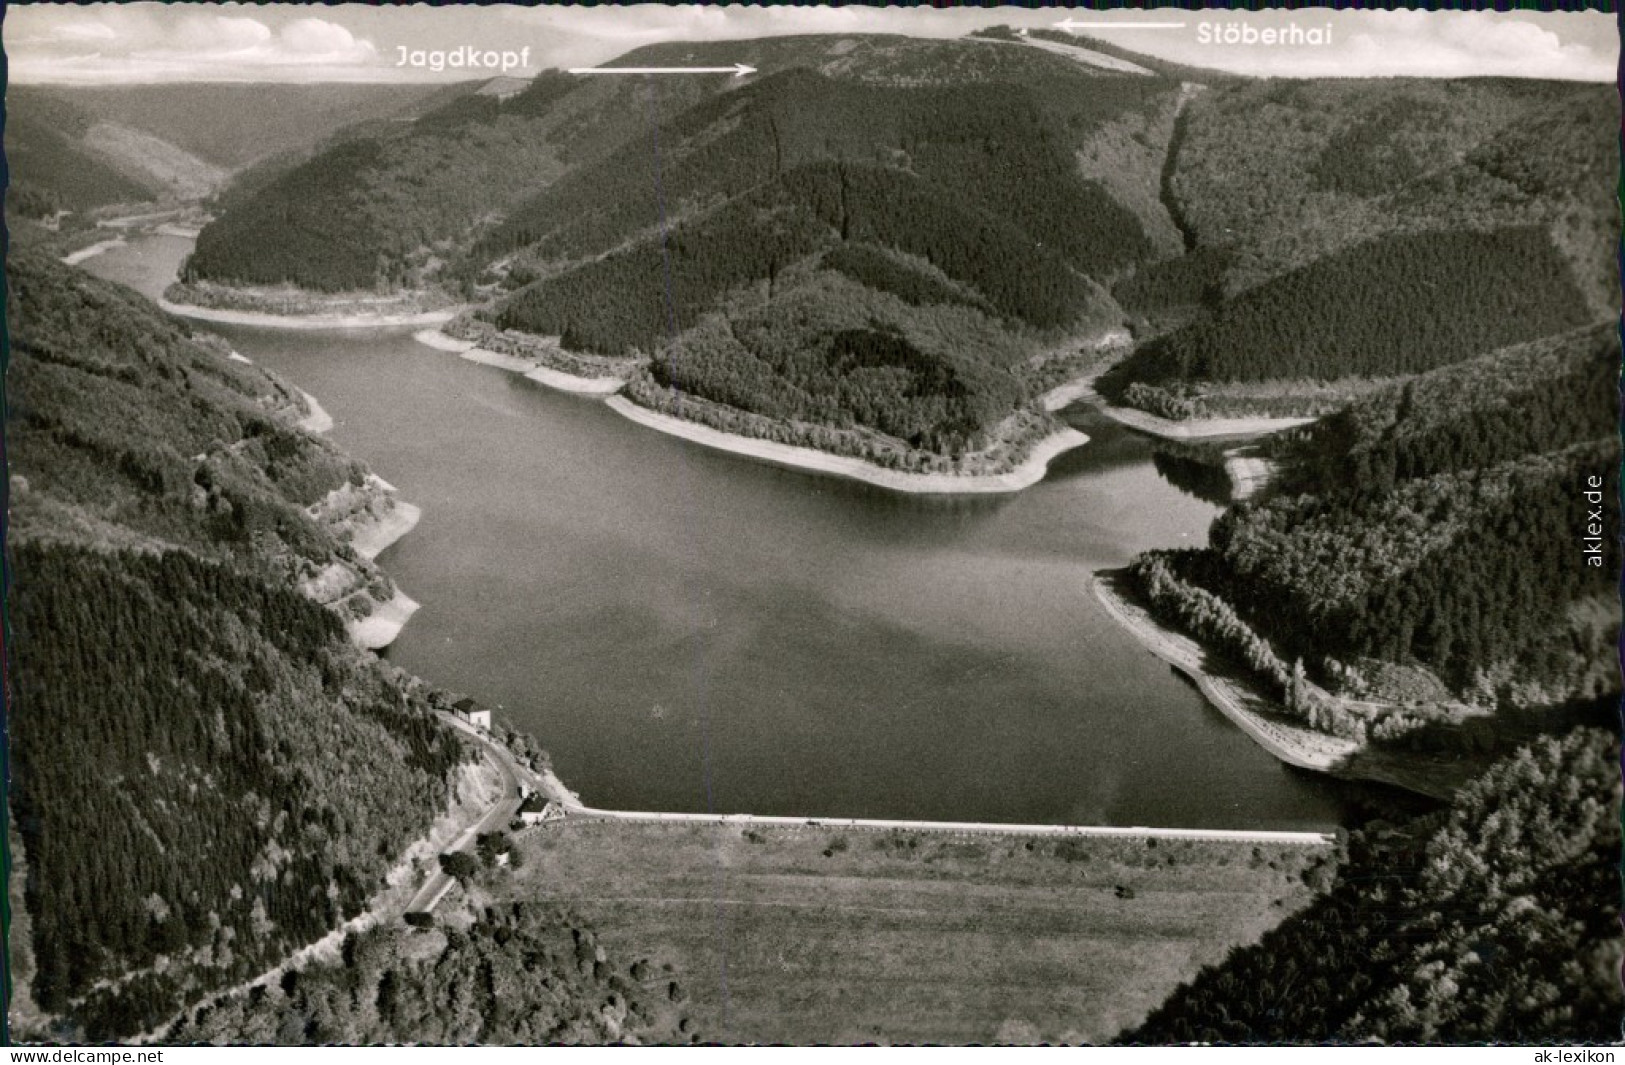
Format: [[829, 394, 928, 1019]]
[[2, 254, 474, 1040], [6, 84, 455, 221], [477, 64, 1165, 284], [180, 72, 722, 292], [167, 905, 693, 1044], [1107, 74, 1615, 411], [469, 43, 1175, 459], [23, 83, 458, 171], [8, 544, 464, 1039], [1155, 77, 1616, 314], [1122, 728, 1621, 1043], [1282, 325, 1620, 492], [1108, 227, 1592, 388], [1126, 325, 1620, 732], [4, 95, 155, 216], [184, 32, 1617, 469]]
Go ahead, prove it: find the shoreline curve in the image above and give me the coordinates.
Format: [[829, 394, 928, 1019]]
[[414, 330, 626, 394], [296, 389, 334, 434], [351, 590, 421, 651], [62, 238, 128, 267], [159, 298, 461, 331], [1097, 404, 1314, 441], [1089, 573, 1358, 773], [605, 395, 1089, 494]]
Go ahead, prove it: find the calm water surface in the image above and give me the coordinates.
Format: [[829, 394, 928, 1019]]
[[90, 236, 1348, 828]]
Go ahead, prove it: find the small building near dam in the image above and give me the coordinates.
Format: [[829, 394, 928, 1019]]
[[451, 697, 492, 731]]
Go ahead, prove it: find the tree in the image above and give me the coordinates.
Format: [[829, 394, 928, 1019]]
[[475, 832, 512, 868], [438, 852, 480, 882]]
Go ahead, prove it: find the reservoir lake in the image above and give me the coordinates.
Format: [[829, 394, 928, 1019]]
[[90, 235, 1348, 829]]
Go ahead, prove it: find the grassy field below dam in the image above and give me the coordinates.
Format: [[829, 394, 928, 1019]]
[[500, 819, 1335, 1044]]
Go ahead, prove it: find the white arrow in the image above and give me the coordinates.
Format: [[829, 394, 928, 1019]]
[[1054, 19, 1186, 31], [568, 63, 757, 78]]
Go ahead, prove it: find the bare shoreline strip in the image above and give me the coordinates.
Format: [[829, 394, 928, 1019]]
[[1090, 573, 1358, 772], [1039, 376, 1101, 413], [350, 590, 422, 651], [158, 298, 460, 331], [1224, 454, 1274, 501], [296, 389, 334, 434], [61, 238, 128, 266], [411, 328, 477, 353], [414, 330, 626, 394], [523, 362, 625, 395], [351, 499, 423, 562], [605, 396, 1089, 494], [1100, 404, 1314, 440]]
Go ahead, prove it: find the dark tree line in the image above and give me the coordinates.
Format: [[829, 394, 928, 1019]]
[[820, 243, 988, 313], [1178, 325, 1623, 703], [1195, 441, 1618, 701], [496, 154, 1119, 359], [7, 252, 475, 1040], [9, 252, 371, 564], [184, 71, 622, 293], [10, 544, 463, 1039], [478, 68, 1157, 288], [1121, 729, 1621, 1043], [184, 139, 398, 292], [1279, 323, 1619, 493], [1126, 317, 1619, 729], [493, 181, 831, 355], [1115, 227, 1594, 389], [168, 904, 694, 1045]]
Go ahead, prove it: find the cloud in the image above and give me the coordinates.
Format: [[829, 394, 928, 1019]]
[[6, 5, 382, 83], [38, 18, 119, 43], [166, 13, 272, 53], [1139, 10, 1615, 81], [276, 17, 375, 61], [1329, 13, 1611, 79]]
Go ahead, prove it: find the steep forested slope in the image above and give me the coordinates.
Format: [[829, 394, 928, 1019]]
[[8, 544, 464, 1039], [1122, 728, 1621, 1043], [10, 255, 372, 571], [1128, 325, 1619, 727], [1284, 325, 1620, 491], [479, 64, 1165, 282], [468, 43, 1172, 459], [1203, 440, 1616, 696], [6, 84, 456, 219], [3, 254, 471, 1039], [168, 905, 693, 1044], [1159, 78, 1616, 311], [181, 72, 721, 291], [4, 96, 155, 216], [183, 34, 1616, 459], [5, 253, 690, 1044], [1110, 76, 1615, 405], [25, 83, 458, 170], [1110, 227, 1593, 388], [186, 33, 1173, 306]]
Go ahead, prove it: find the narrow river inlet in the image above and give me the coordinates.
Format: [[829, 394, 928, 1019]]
[[90, 235, 1350, 829]]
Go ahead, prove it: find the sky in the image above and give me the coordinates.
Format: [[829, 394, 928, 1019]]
[[4, 3, 1618, 84]]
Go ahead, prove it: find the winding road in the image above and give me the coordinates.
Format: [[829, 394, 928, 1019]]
[[404, 714, 525, 912]]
